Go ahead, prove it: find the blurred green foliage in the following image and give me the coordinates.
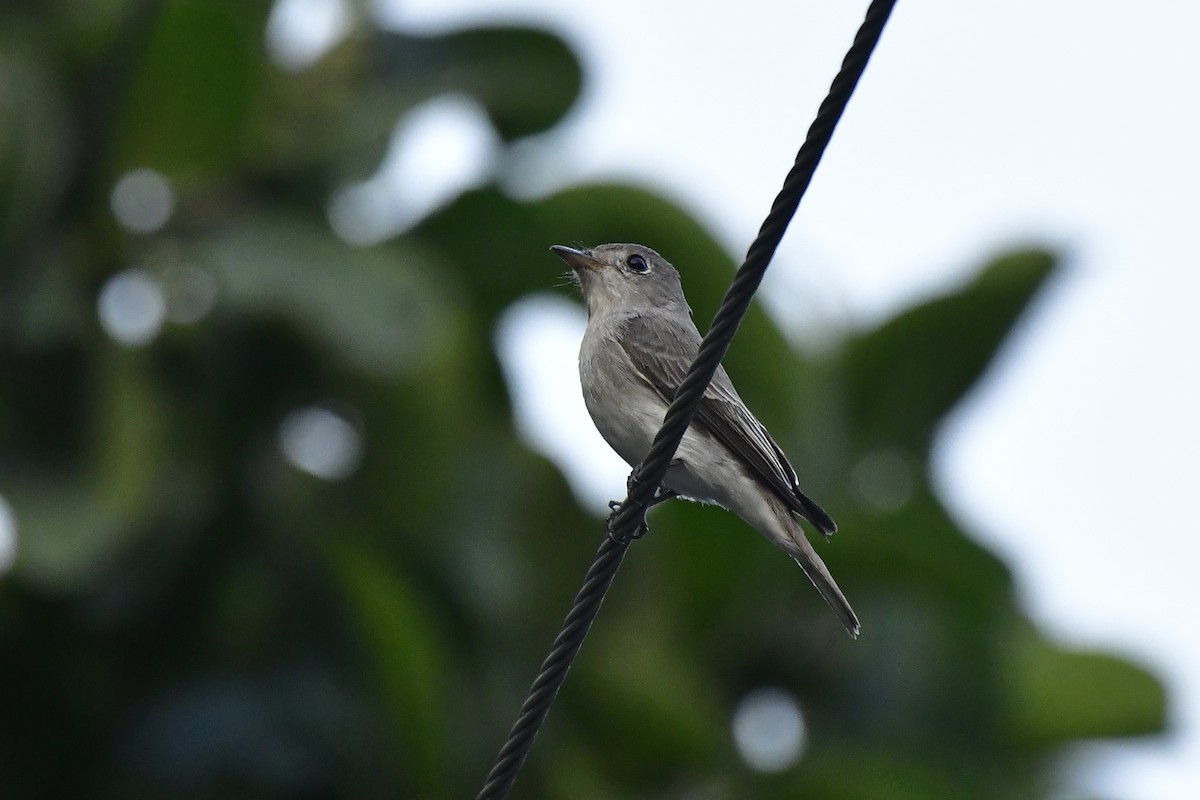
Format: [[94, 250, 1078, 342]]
[[0, 2, 1166, 799]]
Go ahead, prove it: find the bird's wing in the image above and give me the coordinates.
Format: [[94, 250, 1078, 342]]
[[618, 314, 836, 534]]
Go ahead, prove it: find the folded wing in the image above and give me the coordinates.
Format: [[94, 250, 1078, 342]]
[[618, 314, 836, 535]]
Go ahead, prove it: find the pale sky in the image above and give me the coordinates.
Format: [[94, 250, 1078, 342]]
[[285, 1, 1200, 796]]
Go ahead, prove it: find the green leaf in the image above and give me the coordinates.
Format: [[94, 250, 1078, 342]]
[[187, 212, 456, 378], [114, 0, 265, 175], [1002, 624, 1167, 745], [8, 350, 170, 590], [0, 45, 72, 247], [842, 249, 1055, 452], [254, 25, 582, 180], [326, 542, 451, 792], [568, 604, 727, 787], [413, 183, 737, 324], [835, 490, 1014, 619], [370, 27, 583, 141]]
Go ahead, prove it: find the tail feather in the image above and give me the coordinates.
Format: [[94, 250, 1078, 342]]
[[769, 496, 859, 637], [792, 488, 837, 536]]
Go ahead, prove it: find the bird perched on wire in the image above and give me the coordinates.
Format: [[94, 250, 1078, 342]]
[[553, 242, 859, 637]]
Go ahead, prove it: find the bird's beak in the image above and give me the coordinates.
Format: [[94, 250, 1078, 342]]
[[550, 245, 602, 271]]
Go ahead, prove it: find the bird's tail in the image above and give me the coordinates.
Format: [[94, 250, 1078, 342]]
[[767, 495, 860, 638]]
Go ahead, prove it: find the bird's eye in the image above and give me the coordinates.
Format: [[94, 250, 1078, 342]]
[[627, 254, 650, 273]]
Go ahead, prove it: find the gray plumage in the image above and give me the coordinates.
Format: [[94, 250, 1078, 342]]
[[553, 242, 859, 638]]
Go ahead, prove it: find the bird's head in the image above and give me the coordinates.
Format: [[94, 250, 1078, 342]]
[[551, 243, 689, 318]]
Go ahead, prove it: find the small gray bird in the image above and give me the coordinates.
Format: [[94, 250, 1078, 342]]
[[553, 242, 859, 637]]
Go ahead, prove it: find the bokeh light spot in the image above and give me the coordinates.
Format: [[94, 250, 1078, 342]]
[[852, 448, 915, 514], [278, 407, 362, 481], [328, 94, 495, 246], [111, 168, 174, 234], [266, 0, 351, 72], [98, 270, 168, 347], [732, 687, 806, 773], [162, 264, 218, 324], [327, 181, 394, 248], [0, 493, 16, 576]]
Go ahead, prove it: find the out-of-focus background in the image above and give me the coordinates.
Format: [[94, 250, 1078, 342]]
[[0, 1, 1192, 798]]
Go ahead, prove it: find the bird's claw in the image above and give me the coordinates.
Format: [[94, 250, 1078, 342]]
[[606, 500, 649, 542], [606, 473, 681, 541]]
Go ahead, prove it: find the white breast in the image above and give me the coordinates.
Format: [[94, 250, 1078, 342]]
[[577, 313, 667, 468], [577, 311, 752, 509]]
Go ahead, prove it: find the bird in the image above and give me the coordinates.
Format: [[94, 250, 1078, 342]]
[[552, 242, 859, 637]]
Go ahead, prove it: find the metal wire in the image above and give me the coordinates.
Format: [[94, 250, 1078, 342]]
[[477, 3, 897, 797]]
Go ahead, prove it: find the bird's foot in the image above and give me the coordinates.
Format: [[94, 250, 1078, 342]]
[[606, 485, 679, 541], [606, 500, 649, 541]]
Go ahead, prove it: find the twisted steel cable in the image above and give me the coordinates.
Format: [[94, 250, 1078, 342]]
[[477, 2, 897, 797]]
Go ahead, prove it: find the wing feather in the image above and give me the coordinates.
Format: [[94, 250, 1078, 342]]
[[617, 314, 836, 534]]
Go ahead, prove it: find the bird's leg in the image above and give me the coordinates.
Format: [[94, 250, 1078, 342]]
[[622, 465, 680, 503], [605, 466, 681, 541], [606, 499, 649, 541], [607, 467, 651, 540]]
